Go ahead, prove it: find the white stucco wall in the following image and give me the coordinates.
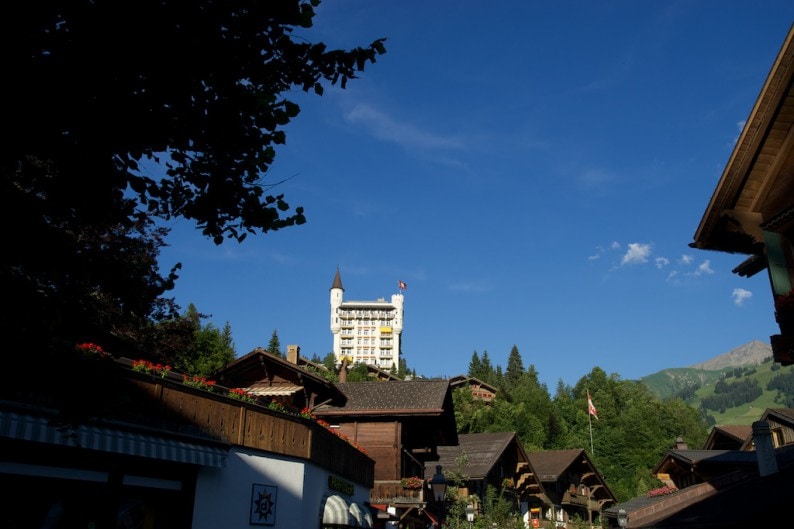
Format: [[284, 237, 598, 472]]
[[193, 447, 371, 529]]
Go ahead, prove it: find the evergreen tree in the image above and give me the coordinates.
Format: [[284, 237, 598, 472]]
[[505, 345, 524, 388], [267, 329, 282, 357], [468, 351, 482, 379], [480, 351, 495, 385]]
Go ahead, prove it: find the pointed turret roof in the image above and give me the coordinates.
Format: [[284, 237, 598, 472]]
[[330, 267, 344, 291]]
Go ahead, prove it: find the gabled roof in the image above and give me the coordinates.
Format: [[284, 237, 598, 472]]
[[652, 449, 760, 476], [526, 449, 585, 481], [527, 448, 617, 505], [315, 380, 452, 415], [436, 432, 523, 479], [760, 407, 794, 425], [691, 23, 794, 258], [740, 408, 794, 450], [313, 379, 459, 446], [703, 424, 752, 450], [608, 445, 794, 527], [213, 348, 346, 405], [448, 375, 498, 394]]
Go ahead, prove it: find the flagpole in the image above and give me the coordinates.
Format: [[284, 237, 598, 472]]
[[588, 408, 594, 454]]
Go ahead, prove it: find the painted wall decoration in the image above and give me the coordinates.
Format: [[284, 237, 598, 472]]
[[249, 484, 277, 526]]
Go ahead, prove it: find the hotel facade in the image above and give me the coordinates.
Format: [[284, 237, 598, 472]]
[[329, 269, 404, 370]]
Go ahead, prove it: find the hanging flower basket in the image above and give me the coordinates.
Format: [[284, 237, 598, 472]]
[[401, 476, 424, 490]]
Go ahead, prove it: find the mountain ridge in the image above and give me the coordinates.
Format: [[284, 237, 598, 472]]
[[639, 340, 773, 400], [687, 340, 772, 370]]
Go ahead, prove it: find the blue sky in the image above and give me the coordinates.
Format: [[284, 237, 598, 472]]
[[157, 2, 794, 389]]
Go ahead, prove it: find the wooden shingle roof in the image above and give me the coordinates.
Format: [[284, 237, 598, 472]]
[[526, 449, 584, 481], [316, 380, 452, 415], [703, 424, 752, 450], [436, 432, 519, 479]]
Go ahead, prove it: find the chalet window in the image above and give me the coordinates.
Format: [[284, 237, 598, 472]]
[[772, 427, 784, 447]]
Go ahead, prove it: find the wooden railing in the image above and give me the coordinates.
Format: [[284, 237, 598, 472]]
[[561, 491, 598, 511], [13, 358, 374, 488], [371, 480, 425, 504]]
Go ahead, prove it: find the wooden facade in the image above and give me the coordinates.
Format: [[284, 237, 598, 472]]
[[527, 449, 617, 528], [313, 380, 458, 528], [3, 355, 374, 487], [690, 23, 794, 365]]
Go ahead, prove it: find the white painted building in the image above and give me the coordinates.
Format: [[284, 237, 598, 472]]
[[194, 447, 373, 529], [330, 269, 404, 370]]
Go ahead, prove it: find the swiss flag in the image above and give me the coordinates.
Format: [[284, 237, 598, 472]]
[[587, 391, 598, 420]]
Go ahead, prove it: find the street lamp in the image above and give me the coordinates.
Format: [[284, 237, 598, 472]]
[[617, 508, 628, 528], [428, 465, 447, 528], [465, 504, 475, 529]]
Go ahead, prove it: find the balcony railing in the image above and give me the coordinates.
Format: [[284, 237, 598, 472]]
[[371, 480, 425, 504], [12, 358, 374, 488], [561, 491, 597, 510]]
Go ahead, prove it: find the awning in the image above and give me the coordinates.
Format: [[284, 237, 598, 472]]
[[245, 383, 303, 397], [321, 494, 354, 527], [349, 502, 373, 528], [0, 410, 228, 468]]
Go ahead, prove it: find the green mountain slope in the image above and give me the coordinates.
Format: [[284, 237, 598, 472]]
[[640, 341, 794, 427]]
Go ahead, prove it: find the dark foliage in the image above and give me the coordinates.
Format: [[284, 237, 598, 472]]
[[1, 1, 385, 370], [701, 377, 762, 411]]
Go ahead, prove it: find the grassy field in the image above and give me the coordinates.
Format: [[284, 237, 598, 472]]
[[642, 359, 794, 427]]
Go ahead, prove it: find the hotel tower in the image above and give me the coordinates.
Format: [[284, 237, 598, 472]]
[[329, 269, 404, 369]]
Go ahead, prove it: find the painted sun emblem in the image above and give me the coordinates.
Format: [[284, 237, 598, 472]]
[[253, 490, 274, 521]]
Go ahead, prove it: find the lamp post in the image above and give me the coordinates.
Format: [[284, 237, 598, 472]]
[[428, 465, 447, 528], [465, 504, 475, 529], [617, 508, 628, 528]]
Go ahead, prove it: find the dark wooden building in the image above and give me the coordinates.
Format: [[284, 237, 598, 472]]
[[313, 379, 458, 528]]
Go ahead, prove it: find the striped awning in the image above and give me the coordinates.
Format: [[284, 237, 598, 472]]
[[321, 494, 354, 527], [245, 383, 303, 397], [0, 410, 228, 468], [349, 502, 373, 528]]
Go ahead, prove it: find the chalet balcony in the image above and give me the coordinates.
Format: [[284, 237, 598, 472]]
[[561, 491, 598, 511], [371, 480, 425, 505], [4, 357, 374, 488]]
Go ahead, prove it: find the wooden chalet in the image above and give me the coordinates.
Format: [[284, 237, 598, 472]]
[[690, 22, 794, 365], [285, 345, 401, 382], [0, 355, 374, 529], [436, 432, 544, 522], [740, 407, 794, 449], [448, 375, 498, 402], [526, 449, 616, 528], [606, 414, 794, 528], [213, 346, 347, 411], [702, 424, 752, 450], [313, 380, 458, 528]]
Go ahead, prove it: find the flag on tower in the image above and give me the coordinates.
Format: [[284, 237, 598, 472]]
[[587, 390, 598, 420], [398, 280, 407, 291]]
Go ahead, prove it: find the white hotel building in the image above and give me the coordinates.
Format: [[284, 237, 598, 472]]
[[329, 269, 404, 370]]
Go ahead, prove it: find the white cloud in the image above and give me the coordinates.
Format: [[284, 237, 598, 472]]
[[680, 254, 693, 265], [588, 245, 606, 261], [610, 241, 620, 250], [732, 288, 752, 306], [621, 243, 652, 265], [345, 104, 465, 151], [655, 257, 670, 269], [694, 260, 714, 276]]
